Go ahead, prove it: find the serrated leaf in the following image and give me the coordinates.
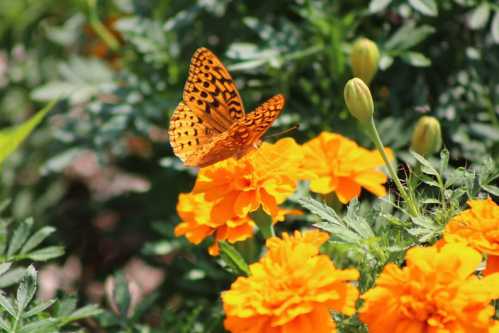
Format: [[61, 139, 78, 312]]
[[0, 101, 56, 168], [0, 267, 26, 288], [17, 265, 37, 313], [26, 246, 64, 261], [60, 304, 102, 324], [18, 318, 57, 333], [7, 218, 33, 257], [411, 151, 439, 176], [23, 299, 56, 318], [219, 241, 250, 276], [20, 227, 55, 255], [0, 293, 16, 317], [409, 0, 438, 16], [369, 0, 392, 13], [113, 272, 131, 319]]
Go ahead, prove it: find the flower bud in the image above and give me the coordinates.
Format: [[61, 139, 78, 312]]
[[344, 78, 374, 123], [350, 38, 380, 85], [410, 116, 442, 156]]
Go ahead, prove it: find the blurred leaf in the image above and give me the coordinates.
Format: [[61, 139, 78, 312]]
[[411, 152, 439, 177], [45, 14, 85, 46], [467, 3, 490, 30], [16, 265, 37, 312], [7, 218, 33, 257], [54, 297, 77, 317], [0, 262, 12, 276], [0, 316, 9, 331], [481, 184, 499, 196], [18, 318, 57, 333], [492, 11, 499, 43], [0, 101, 55, 168], [26, 246, 64, 261], [369, 0, 392, 13], [31, 58, 114, 104], [23, 299, 56, 318], [219, 241, 250, 276], [60, 304, 102, 324], [409, 0, 438, 17], [0, 267, 26, 288], [113, 272, 131, 318], [0, 292, 15, 317], [20, 226, 55, 255], [401, 52, 431, 67], [385, 23, 435, 51]]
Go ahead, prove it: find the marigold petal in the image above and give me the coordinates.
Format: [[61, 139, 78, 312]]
[[484, 255, 499, 276], [335, 177, 361, 204]]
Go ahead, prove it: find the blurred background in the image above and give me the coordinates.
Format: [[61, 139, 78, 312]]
[[0, 0, 498, 331]]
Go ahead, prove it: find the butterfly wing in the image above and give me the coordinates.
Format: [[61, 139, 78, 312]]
[[183, 48, 245, 132], [168, 102, 219, 165], [184, 94, 286, 167]]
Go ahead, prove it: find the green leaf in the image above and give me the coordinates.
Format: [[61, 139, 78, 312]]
[[409, 0, 438, 17], [369, 0, 392, 13], [481, 184, 499, 196], [7, 218, 33, 258], [0, 267, 26, 288], [401, 52, 432, 67], [467, 3, 490, 30], [0, 293, 16, 317], [23, 300, 55, 318], [18, 318, 57, 333], [385, 23, 435, 51], [0, 316, 10, 331], [16, 265, 37, 313], [113, 272, 131, 319], [411, 152, 439, 177], [249, 207, 274, 239], [26, 246, 65, 261], [0, 262, 12, 276], [219, 241, 250, 276], [20, 227, 55, 255], [0, 101, 56, 168], [60, 304, 102, 324], [54, 297, 77, 317]]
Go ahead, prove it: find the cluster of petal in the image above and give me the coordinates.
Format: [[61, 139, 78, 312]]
[[443, 198, 499, 275], [302, 132, 393, 203], [359, 243, 499, 333], [222, 230, 359, 333], [193, 138, 304, 222]]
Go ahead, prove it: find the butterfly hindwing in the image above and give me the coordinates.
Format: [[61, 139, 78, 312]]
[[183, 48, 245, 132], [168, 102, 218, 163]]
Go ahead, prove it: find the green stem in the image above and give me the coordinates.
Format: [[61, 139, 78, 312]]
[[87, 0, 120, 51], [365, 117, 419, 217]]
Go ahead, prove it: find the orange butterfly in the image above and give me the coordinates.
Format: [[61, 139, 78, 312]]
[[168, 47, 285, 167]]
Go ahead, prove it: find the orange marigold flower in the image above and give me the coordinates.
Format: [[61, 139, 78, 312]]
[[174, 193, 299, 256], [359, 243, 499, 333], [302, 132, 393, 203], [222, 230, 359, 333], [193, 138, 303, 223]]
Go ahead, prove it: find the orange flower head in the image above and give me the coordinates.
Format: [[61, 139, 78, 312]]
[[193, 138, 303, 223], [302, 132, 393, 203], [360, 243, 499, 333], [222, 230, 359, 333], [444, 198, 499, 275], [174, 193, 254, 255]]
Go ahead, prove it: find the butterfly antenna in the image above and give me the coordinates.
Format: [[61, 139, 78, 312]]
[[264, 124, 300, 139]]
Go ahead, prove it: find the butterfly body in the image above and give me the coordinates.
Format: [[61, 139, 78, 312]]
[[168, 48, 285, 167]]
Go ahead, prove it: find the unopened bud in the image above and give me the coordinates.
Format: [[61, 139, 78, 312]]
[[350, 38, 380, 85], [410, 116, 442, 156], [344, 78, 374, 123]]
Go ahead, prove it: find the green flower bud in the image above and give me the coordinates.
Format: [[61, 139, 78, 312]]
[[344, 78, 374, 123], [410, 116, 442, 156], [350, 38, 380, 85]]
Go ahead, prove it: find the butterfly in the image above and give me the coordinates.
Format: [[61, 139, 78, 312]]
[[168, 47, 285, 167]]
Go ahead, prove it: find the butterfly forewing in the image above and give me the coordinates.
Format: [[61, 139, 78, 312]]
[[183, 48, 245, 132]]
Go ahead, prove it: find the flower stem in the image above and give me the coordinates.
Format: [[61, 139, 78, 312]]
[[87, 0, 120, 51], [365, 117, 419, 217]]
